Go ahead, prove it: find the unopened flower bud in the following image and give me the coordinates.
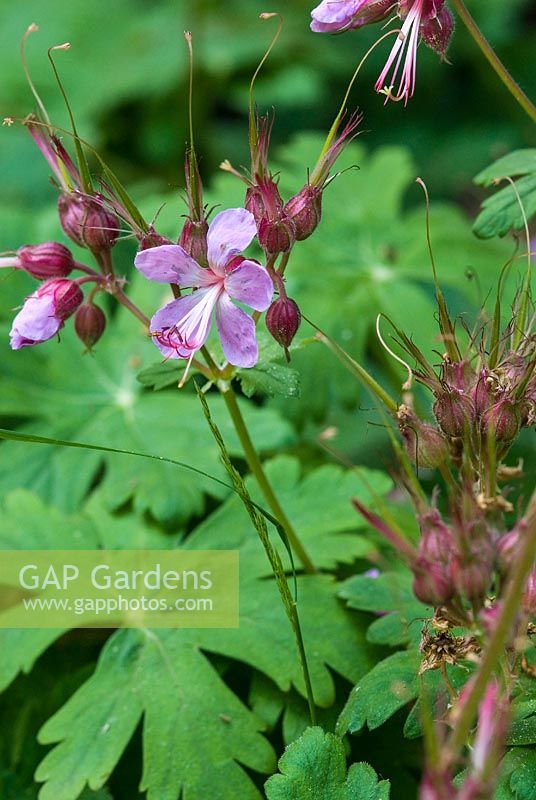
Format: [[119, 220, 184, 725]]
[[178, 218, 209, 265], [420, 5, 454, 59], [418, 508, 453, 562], [412, 557, 454, 605], [245, 179, 283, 225], [45, 279, 85, 320], [433, 390, 475, 437], [398, 406, 449, 468], [258, 215, 296, 256], [266, 296, 301, 351], [481, 399, 521, 446], [139, 226, 172, 251], [74, 303, 106, 350], [58, 193, 120, 252], [284, 185, 322, 241], [17, 242, 74, 280], [473, 370, 496, 416]]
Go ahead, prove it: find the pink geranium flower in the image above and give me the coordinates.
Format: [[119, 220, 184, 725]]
[[10, 278, 83, 350], [134, 208, 274, 368]]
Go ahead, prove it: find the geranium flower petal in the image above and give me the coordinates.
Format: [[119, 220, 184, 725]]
[[311, 0, 364, 32], [150, 287, 220, 359], [223, 260, 274, 311], [216, 293, 258, 368], [135, 244, 207, 286], [10, 294, 61, 349], [207, 208, 257, 274]]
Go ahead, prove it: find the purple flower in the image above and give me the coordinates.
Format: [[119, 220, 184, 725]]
[[10, 278, 84, 350], [134, 208, 274, 368], [310, 0, 391, 33]]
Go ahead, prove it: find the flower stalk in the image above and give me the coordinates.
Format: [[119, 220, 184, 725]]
[[451, 0, 536, 124]]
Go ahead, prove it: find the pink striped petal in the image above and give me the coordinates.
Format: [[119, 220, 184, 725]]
[[223, 260, 274, 311], [207, 208, 257, 274], [10, 294, 62, 349], [150, 286, 221, 359], [216, 293, 258, 368], [135, 245, 209, 286]]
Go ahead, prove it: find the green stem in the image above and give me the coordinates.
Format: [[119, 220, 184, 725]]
[[221, 385, 317, 574], [447, 497, 536, 756], [451, 0, 536, 124]]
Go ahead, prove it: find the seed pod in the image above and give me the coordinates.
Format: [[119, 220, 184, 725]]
[[433, 390, 475, 437], [266, 296, 301, 351], [17, 242, 74, 280], [398, 406, 449, 468], [75, 303, 106, 350], [481, 399, 521, 445], [58, 192, 120, 252]]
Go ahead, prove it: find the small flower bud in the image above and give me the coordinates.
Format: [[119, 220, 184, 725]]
[[420, 5, 454, 59], [523, 570, 536, 616], [58, 193, 120, 252], [412, 558, 454, 605], [17, 242, 74, 280], [284, 185, 322, 241], [418, 508, 453, 562], [139, 226, 172, 251], [74, 303, 106, 350], [433, 390, 475, 437], [178, 218, 209, 265], [473, 370, 495, 416], [258, 215, 296, 256], [266, 296, 301, 351], [398, 405, 449, 468], [481, 399, 521, 445], [245, 178, 283, 225], [45, 279, 85, 320]]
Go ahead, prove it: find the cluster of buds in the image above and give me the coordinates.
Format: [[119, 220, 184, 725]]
[[1, 241, 106, 351], [410, 499, 495, 608], [398, 341, 536, 475]]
